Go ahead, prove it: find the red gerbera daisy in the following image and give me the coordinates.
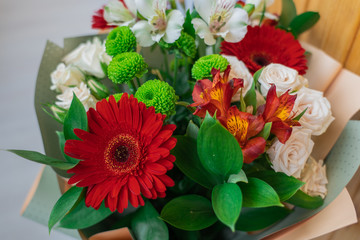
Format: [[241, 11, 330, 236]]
[[64, 94, 177, 213], [220, 25, 307, 75]]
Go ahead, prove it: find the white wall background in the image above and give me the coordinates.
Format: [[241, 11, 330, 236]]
[[0, 1, 105, 239]]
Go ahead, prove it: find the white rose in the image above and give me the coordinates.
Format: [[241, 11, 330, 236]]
[[222, 55, 253, 101], [56, 82, 97, 111], [300, 157, 328, 199], [267, 127, 314, 178], [258, 63, 308, 96], [63, 38, 112, 78], [292, 87, 334, 136], [50, 63, 84, 92]]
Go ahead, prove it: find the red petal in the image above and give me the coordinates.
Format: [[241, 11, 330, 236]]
[[118, 185, 129, 211], [128, 175, 140, 195], [152, 175, 166, 192], [146, 163, 167, 175], [271, 121, 293, 144], [129, 190, 139, 208], [242, 137, 266, 164], [157, 174, 175, 187]]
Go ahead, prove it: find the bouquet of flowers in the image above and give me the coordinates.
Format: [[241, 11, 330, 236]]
[[10, 0, 360, 239]]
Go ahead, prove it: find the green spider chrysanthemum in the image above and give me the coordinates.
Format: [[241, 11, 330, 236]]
[[191, 54, 229, 80], [105, 26, 137, 57], [135, 80, 178, 116], [108, 52, 148, 84], [106, 93, 124, 102]]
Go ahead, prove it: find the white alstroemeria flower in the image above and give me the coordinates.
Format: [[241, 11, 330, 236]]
[[132, 0, 185, 47], [56, 82, 97, 111], [192, 0, 249, 45], [104, 0, 138, 27]]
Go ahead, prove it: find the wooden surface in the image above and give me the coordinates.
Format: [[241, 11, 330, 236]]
[[268, 0, 360, 75]]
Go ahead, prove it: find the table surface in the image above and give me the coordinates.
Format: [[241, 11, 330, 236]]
[[0, 1, 359, 240]]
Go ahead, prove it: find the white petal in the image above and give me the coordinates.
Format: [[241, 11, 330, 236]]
[[223, 8, 249, 43], [135, 0, 156, 19], [132, 21, 156, 47], [124, 0, 138, 16], [104, 1, 133, 23], [163, 10, 185, 43], [151, 32, 165, 43], [194, 0, 216, 23], [192, 18, 216, 45]]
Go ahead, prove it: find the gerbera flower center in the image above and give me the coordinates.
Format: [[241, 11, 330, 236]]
[[104, 134, 141, 174], [251, 54, 271, 67]]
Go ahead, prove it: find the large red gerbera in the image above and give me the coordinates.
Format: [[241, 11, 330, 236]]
[[64, 94, 177, 213], [220, 25, 307, 75]]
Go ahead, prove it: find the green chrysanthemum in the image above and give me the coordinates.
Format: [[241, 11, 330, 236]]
[[106, 93, 124, 102], [159, 32, 196, 58], [108, 52, 148, 84], [105, 26, 137, 57], [191, 54, 229, 80], [176, 32, 196, 58], [135, 80, 178, 116]]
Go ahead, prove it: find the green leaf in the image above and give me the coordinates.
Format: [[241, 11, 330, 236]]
[[48, 186, 83, 232], [197, 113, 243, 180], [100, 61, 108, 77], [183, 10, 196, 38], [59, 199, 113, 229], [228, 170, 248, 184], [185, 120, 199, 140], [56, 131, 80, 165], [131, 201, 169, 240], [257, 122, 272, 140], [239, 177, 283, 208], [289, 12, 320, 37], [63, 93, 88, 141], [286, 190, 324, 209], [279, 0, 297, 27], [245, 68, 263, 114], [160, 195, 217, 231], [253, 171, 304, 201], [293, 108, 308, 121], [173, 136, 220, 189], [6, 149, 76, 170], [236, 207, 291, 231], [212, 183, 242, 231]]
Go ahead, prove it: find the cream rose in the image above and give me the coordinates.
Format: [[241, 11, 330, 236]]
[[50, 63, 84, 92], [258, 63, 308, 96], [222, 55, 253, 102], [292, 87, 334, 136], [63, 38, 112, 78], [56, 82, 97, 111], [300, 157, 328, 199], [267, 127, 314, 178]]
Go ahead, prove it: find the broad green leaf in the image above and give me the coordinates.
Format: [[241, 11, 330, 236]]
[[197, 113, 243, 180], [183, 10, 196, 38], [228, 170, 248, 184], [239, 177, 283, 208], [173, 136, 220, 189], [257, 122, 272, 140], [63, 93, 88, 141], [131, 201, 169, 240], [212, 183, 242, 231], [185, 120, 199, 140], [56, 131, 80, 165], [254, 171, 304, 201], [286, 190, 324, 209], [289, 12, 320, 38], [279, 0, 297, 27], [60, 199, 113, 229], [160, 195, 217, 231], [48, 186, 83, 232], [7, 149, 76, 170], [236, 207, 291, 231]]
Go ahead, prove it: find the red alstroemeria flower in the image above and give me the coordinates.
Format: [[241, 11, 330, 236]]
[[261, 85, 300, 143], [65, 94, 176, 213], [190, 66, 244, 119], [222, 106, 266, 163]]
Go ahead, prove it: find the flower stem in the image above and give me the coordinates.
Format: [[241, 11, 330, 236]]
[[127, 80, 137, 94], [173, 51, 180, 90], [170, 0, 177, 9], [163, 50, 170, 75], [136, 77, 141, 88]]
